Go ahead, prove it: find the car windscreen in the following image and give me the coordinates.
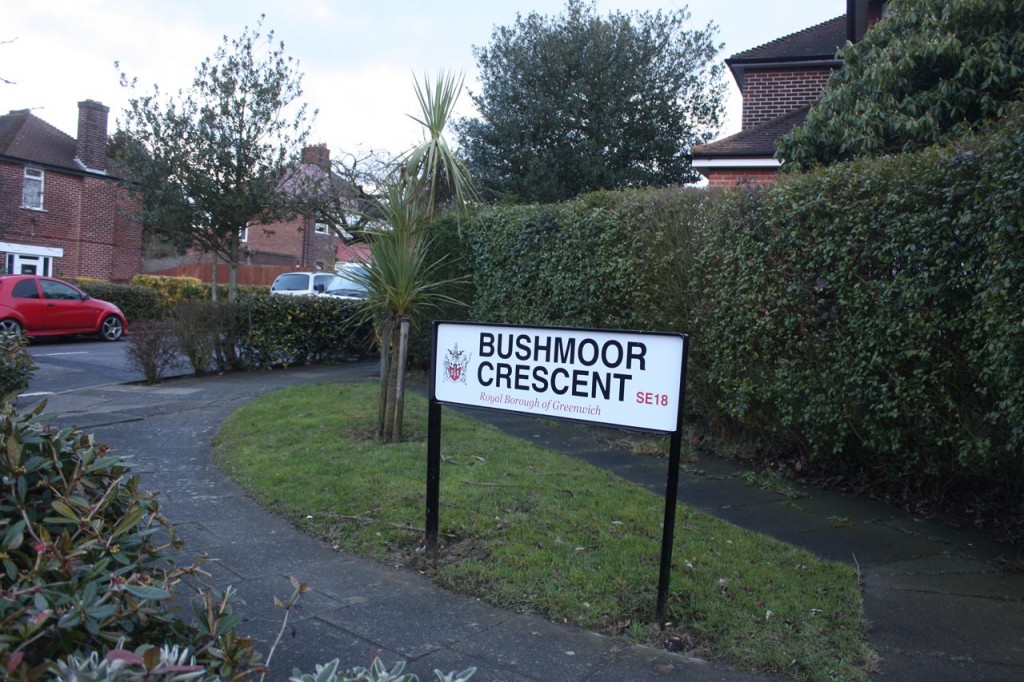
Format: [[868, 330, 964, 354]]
[[325, 269, 369, 297], [272, 274, 311, 291]]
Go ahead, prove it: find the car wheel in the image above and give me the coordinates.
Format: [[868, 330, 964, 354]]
[[99, 315, 124, 342], [0, 318, 22, 335]]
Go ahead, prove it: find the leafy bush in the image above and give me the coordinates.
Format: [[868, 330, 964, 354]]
[[244, 295, 375, 369], [131, 274, 206, 308], [0, 332, 35, 403], [464, 187, 707, 332], [692, 107, 1024, 535], [124, 319, 184, 384], [75, 281, 163, 325], [290, 656, 475, 682], [0, 403, 261, 678]]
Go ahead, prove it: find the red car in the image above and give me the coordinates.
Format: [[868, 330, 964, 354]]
[[0, 275, 126, 342]]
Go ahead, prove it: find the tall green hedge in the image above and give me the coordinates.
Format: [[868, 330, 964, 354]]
[[692, 107, 1024, 532], [464, 188, 710, 332]]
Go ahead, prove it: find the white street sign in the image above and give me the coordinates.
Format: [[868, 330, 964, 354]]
[[433, 322, 686, 433]]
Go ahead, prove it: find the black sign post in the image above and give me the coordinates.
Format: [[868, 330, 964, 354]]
[[427, 321, 687, 626]]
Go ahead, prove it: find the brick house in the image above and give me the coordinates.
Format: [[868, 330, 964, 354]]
[[243, 144, 369, 270], [692, 0, 889, 188], [0, 100, 142, 282]]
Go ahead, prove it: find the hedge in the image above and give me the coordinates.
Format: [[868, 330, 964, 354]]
[[691, 107, 1024, 535], [74, 281, 162, 325], [463, 187, 710, 332], [242, 294, 374, 368]]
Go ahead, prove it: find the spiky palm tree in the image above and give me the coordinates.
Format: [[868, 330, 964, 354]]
[[352, 70, 477, 442]]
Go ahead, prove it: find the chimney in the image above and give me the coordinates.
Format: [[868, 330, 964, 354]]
[[76, 100, 109, 172], [302, 143, 331, 172], [848, 0, 888, 43]]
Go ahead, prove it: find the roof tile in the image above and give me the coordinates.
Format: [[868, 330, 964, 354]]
[[692, 106, 811, 159], [728, 15, 846, 64], [0, 109, 79, 170]]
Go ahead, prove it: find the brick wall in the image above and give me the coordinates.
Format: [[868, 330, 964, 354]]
[[704, 167, 779, 189], [0, 160, 142, 282], [244, 214, 347, 269], [742, 67, 833, 129]]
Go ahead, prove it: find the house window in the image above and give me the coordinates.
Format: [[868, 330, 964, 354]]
[[22, 168, 44, 209], [239, 226, 248, 243], [314, 221, 330, 235]]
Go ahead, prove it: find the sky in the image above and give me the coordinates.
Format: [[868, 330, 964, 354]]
[[1, 1, 846, 159]]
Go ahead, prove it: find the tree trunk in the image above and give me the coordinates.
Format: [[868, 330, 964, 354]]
[[228, 237, 240, 301], [381, 324, 401, 442], [210, 252, 219, 301], [393, 317, 410, 442], [377, 322, 392, 441]]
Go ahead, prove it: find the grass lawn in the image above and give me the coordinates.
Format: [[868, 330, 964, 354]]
[[213, 382, 875, 681]]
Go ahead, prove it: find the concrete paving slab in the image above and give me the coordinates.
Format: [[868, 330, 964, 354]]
[[772, 519, 953, 566], [318, 591, 517, 660], [863, 586, 1024, 667], [865, 556, 1024, 599]]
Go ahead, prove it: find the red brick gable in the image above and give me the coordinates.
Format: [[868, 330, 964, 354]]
[[741, 69, 833, 130]]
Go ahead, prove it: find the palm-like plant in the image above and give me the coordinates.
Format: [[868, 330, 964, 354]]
[[351, 70, 477, 443], [403, 70, 478, 220], [351, 184, 465, 441]]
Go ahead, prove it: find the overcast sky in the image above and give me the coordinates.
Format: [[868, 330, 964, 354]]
[[2, 1, 845, 158]]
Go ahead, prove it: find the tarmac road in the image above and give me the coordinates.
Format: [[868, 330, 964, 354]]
[[24, 336, 141, 395]]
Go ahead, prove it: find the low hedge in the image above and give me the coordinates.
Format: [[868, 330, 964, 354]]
[[243, 294, 375, 368], [74, 281, 162, 325], [131, 274, 206, 307]]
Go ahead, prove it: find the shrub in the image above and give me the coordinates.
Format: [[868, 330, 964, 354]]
[[124, 319, 184, 384], [464, 187, 707, 333], [691, 107, 1024, 535], [163, 299, 256, 374], [0, 403, 261, 678], [165, 301, 234, 375], [0, 332, 35, 403], [131, 274, 205, 308], [75, 281, 163, 325]]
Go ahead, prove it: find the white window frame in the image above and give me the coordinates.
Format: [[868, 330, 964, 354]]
[[22, 167, 44, 210], [314, 221, 330, 235], [239, 225, 249, 243]]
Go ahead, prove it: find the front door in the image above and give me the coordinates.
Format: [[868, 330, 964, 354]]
[[6, 254, 52, 276]]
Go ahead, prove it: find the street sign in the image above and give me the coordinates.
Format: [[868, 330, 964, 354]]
[[433, 322, 686, 433], [427, 321, 689, 626]]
